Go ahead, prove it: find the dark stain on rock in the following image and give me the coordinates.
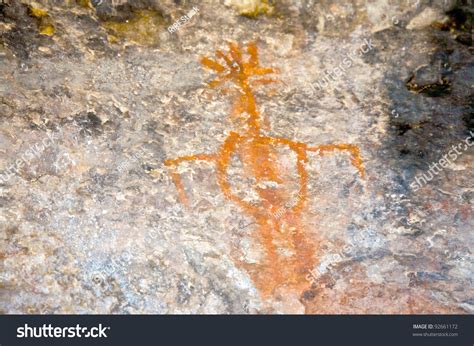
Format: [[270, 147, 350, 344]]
[[462, 95, 474, 136], [0, 1, 27, 22], [375, 5, 473, 206], [68, 12, 115, 57], [93, 0, 156, 22], [434, 5, 472, 46], [461, 191, 474, 203], [395, 123, 412, 136], [75, 111, 103, 136], [445, 7, 471, 31], [48, 85, 72, 99], [85, 35, 114, 56], [399, 148, 410, 156], [1, 3, 39, 60], [93, 0, 168, 46], [454, 32, 472, 46], [406, 74, 451, 97], [438, 6, 472, 30], [405, 50, 453, 97], [301, 289, 316, 301], [0, 1, 6, 15]]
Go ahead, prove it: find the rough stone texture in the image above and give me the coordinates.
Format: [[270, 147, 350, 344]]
[[0, 0, 472, 314]]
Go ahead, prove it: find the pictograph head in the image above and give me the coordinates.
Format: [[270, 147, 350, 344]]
[[200, 41, 280, 93]]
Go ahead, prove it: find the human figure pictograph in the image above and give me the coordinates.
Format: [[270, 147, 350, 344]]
[[165, 42, 365, 297]]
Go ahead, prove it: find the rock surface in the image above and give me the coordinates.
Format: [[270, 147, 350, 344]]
[[0, 0, 473, 314]]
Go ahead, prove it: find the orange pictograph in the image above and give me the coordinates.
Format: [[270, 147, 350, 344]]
[[165, 42, 365, 297]]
